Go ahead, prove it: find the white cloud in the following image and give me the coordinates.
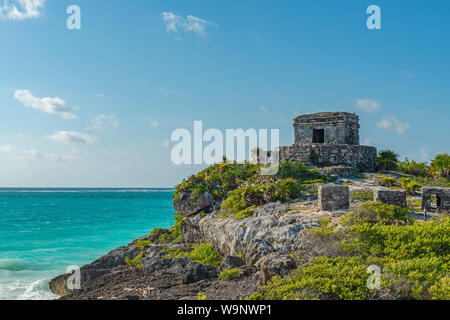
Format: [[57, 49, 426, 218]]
[[14, 89, 77, 120], [377, 116, 410, 134], [96, 93, 104, 99], [88, 114, 119, 131], [355, 99, 381, 113], [149, 118, 159, 128], [0, 144, 75, 162], [161, 12, 216, 39], [0, 0, 46, 20], [47, 131, 99, 145]]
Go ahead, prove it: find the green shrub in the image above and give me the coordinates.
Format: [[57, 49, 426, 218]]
[[350, 190, 374, 202], [220, 179, 305, 219], [346, 218, 450, 260], [399, 178, 421, 195], [150, 227, 164, 237], [413, 176, 450, 188], [407, 199, 422, 210], [125, 252, 143, 269], [134, 240, 151, 251], [248, 257, 371, 300], [397, 158, 430, 177], [170, 212, 184, 239], [380, 176, 396, 188], [382, 256, 449, 299], [343, 201, 412, 226], [160, 242, 222, 268], [218, 268, 240, 280], [250, 210, 450, 300], [429, 277, 450, 300], [277, 162, 328, 182], [185, 242, 222, 267], [198, 292, 207, 300], [174, 162, 258, 203]]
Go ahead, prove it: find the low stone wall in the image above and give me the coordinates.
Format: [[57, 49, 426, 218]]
[[319, 185, 349, 211], [374, 189, 407, 207], [278, 143, 377, 172]]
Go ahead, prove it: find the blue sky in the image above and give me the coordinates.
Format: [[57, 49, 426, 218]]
[[0, 0, 449, 187]]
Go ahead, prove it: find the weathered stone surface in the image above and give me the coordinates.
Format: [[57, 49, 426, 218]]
[[278, 112, 377, 172], [321, 166, 355, 179], [255, 252, 296, 283], [182, 262, 218, 284], [180, 202, 327, 269], [374, 189, 407, 207], [279, 144, 377, 172], [219, 256, 245, 271], [173, 192, 214, 216], [49, 241, 141, 296], [294, 112, 360, 145], [319, 185, 349, 211], [422, 187, 450, 211]]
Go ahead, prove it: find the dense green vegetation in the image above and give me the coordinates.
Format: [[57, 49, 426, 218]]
[[174, 161, 329, 220], [161, 242, 223, 268], [174, 162, 258, 202], [218, 268, 240, 280], [248, 202, 450, 300], [381, 151, 450, 183], [398, 177, 421, 195], [220, 178, 305, 219], [397, 158, 430, 177]]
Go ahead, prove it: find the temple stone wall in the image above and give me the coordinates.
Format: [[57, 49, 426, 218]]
[[278, 144, 377, 172], [294, 112, 360, 145]]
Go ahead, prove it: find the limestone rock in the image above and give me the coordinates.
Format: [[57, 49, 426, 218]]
[[173, 192, 214, 216], [255, 253, 296, 283]]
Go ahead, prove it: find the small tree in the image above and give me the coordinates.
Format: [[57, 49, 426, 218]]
[[377, 150, 399, 171], [430, 154, 450, 180]]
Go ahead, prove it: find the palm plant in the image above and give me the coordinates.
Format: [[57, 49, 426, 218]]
[[430, 154, 450, 179], [377, 150, 399, 171]]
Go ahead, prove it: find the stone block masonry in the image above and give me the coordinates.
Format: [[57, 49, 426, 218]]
[[278, 112, 377, 172], [319, 185, 349, 211], [294, 112, 360, 145], [374, 189, 407, 207], [422, 187, 450, 211]]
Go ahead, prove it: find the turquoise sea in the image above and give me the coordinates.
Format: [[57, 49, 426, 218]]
[[0, 188, 174, 300]]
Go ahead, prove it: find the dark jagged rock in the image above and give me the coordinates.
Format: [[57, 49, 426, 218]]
[[219, 256, 245, 271]]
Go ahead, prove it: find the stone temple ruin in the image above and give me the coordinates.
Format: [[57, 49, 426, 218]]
[[279, 112, 377, 172], [422, 187, 450, 212]]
